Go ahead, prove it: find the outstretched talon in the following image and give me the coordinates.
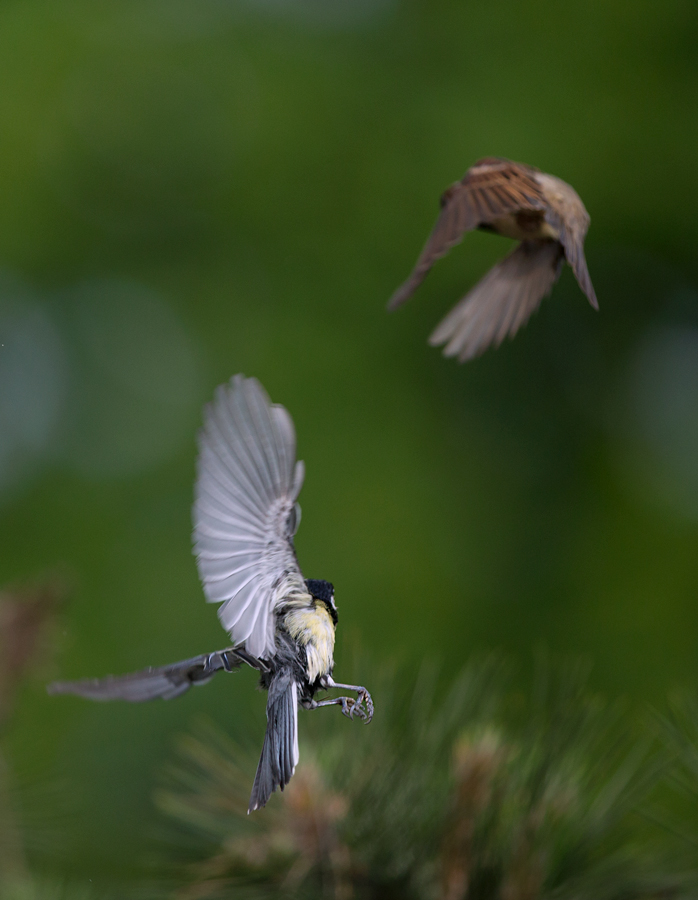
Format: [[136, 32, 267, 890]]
[[326, 677, 374, 724], [339, 696, 364, 720], [306, 681, 374, 724], [355, 687, 374, 724]]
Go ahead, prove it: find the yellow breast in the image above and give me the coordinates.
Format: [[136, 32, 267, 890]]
[[284, 602, 336, 683]]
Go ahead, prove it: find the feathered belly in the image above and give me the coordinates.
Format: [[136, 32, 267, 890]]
[[283, 603, 336, 683]]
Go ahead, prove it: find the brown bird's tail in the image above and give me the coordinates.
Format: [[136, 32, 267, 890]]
[[429, 241, 564, 362]]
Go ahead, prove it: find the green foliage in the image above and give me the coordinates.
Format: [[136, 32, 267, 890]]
[[645, 689, 698, 884], [0, 878, 99, 900], [2, 0, 698, 882], [155, 658, 679, 900]]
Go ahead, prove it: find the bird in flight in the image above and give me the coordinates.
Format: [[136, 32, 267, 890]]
[[49, 375, 373, 812], [388, 157, 598, 362]]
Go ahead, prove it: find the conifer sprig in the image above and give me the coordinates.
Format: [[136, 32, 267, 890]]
[[156, 657, 681, 900]]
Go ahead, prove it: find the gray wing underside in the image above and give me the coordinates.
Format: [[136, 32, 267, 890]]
[[46, 649, 243, 702], [429, 240, 564, 362], [193, 375, 305, 661]]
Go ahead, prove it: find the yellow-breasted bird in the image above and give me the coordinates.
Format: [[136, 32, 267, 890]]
[[388, 157, 598, 362], [49, 375, 373, 812]]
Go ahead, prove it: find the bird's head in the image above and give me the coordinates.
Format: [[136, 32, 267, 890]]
[[305, 579, 337, 624]]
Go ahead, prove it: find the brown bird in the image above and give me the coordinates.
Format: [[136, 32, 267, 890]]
[[388, 157, 598, 362]]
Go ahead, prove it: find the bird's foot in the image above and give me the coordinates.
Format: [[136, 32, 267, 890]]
[[339, 688, 373, 723], [338, 696, 363, 720], [355, 687, 374, 723], [307, 684, 374, 723]]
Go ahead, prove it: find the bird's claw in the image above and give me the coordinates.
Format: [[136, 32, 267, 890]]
[[357, 687, 374, 724], [339, 688, 374, 724], [339, 697, 363, 720]]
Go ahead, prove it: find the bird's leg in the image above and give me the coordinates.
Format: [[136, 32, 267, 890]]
[[311, 676, 374, 723], [303, 695, 369, 720]]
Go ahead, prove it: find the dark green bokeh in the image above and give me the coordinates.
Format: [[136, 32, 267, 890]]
[[1, 0, 698, 883]]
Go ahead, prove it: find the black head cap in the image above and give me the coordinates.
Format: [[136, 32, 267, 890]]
[[305, 579, 337, 625], [305, 579, 334, 605]]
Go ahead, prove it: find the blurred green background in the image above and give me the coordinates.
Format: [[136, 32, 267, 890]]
[[1, 0, 698, 886]]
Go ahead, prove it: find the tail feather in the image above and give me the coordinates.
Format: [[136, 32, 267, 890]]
[[249, 669, 299, 812]]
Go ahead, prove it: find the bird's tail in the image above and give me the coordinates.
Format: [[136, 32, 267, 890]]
[[249, 668, 300, 812]]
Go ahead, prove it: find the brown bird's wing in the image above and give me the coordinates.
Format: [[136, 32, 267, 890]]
[[536, 173, 598, 310], [388, 158, 547, 310], [429, 241, 564, 362]]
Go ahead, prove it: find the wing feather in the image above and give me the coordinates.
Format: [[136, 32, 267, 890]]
[[244, 381, 284, 495], [194, 505, 266, 543], [233, 583, 268, 646], [47, 650, 242, 703], [198, 446, 269, 522], [218, 582, 259, 632], [198, 445, 267, 529], [429, 241, 564, 362], [227, 386, 277, 505], [194, 535, 260, 559], [194, 376, 304, 661], [205, 565, 259, 604], [387, 158, 546, 310], [211, 394, 272, 506], [535, 172, 598, 311], [200, 554, 263, 582], [221, 584, 262, 635], [195, 489, 267, 535], [270, 406, 294, 484]]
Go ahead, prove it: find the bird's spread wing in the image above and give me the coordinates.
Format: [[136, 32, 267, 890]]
[[388, 158, 547, 310], [429, 240, 564, 362], [535, 172, 598, 311], [193, 375, 305, 660], [46, 649, 243, 702]]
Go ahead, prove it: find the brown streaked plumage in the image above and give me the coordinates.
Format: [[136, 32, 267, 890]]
[[388, 157, 598, 362]]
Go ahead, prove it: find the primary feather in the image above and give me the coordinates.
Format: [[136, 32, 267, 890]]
[[46, 650, 242, 702], [193, 376, 305, 660]]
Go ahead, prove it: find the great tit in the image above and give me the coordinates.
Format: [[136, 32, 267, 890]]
[[388, 157, 597, 362], [49, 375, 373, 812]]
